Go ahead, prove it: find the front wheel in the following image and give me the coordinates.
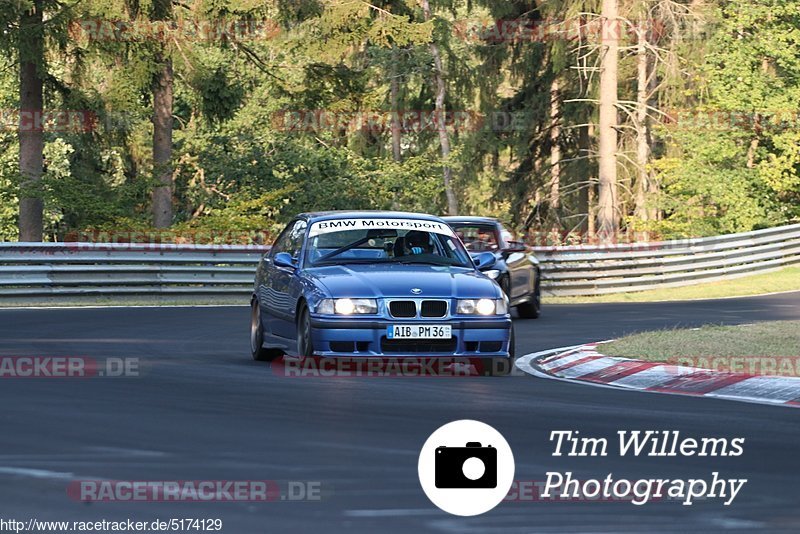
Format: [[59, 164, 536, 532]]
[[297, 304, 315, 358], [250, 300, 281, 361]]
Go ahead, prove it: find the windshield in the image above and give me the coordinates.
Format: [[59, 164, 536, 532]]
[[305, 218, 472, 268], [452, 224, 500, 252]]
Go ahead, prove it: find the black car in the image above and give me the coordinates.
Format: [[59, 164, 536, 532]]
[[442, 216, 541, 319]]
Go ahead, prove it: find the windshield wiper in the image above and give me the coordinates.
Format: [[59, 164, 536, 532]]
[[316, 237, 371, 263], [394, 258, 453, 266], [312, 258, 385, 266]]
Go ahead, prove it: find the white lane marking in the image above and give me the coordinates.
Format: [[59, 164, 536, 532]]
[[0, 447, 167, 462], [85, 447, 167, 457], [303, 442, 416, 456], [344, 509, 442, 517], [708, 376, 800, 403], [0, 467, 74, 480], [610, 365, 700, 388], [515, 345, 584, 379], [557, 357, 622, 379], [707, 516, 764, 529], [539, 351, 595, 371]]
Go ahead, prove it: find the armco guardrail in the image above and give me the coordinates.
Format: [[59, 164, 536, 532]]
[[531, 222, 800, 296], [0, 223, 798, 300], [0, 242, 268, 299]]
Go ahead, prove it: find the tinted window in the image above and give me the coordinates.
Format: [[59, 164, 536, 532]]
[[271, 220, 307, 258]]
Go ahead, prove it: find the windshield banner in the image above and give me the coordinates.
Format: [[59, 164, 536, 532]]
[[309, 218, 455, 237]]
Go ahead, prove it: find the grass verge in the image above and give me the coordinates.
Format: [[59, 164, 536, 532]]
[[601, 320, 800, 377], [544, 266, 800, 304]]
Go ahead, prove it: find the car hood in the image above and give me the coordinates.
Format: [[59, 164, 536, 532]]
[[305, 263, 501, 299]]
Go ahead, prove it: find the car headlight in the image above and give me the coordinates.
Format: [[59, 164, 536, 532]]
[[317, 298, 378, 315], [484, 269, 501, 280], [456, 298, 507, 315]]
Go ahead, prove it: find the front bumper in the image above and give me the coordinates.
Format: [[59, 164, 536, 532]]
[[309, 316, 512, 358]]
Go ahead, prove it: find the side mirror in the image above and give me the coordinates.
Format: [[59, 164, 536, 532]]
[[274, 252, 297, 269], [474, 252, 497, 271]]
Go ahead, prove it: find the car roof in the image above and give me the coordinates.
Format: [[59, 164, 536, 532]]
[[300, 210, 443, 223]]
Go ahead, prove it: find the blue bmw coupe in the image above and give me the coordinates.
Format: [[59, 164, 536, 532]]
[[250, 211, 514, 375]]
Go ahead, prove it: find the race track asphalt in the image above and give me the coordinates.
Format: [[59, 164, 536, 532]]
[[0, 291, 799, 533]]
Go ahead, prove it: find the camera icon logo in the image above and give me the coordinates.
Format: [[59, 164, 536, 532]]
[[435, 442, 497, 488], [418, 420, 515, 516]]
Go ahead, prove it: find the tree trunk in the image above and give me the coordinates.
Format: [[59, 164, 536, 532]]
[[18, 0, 45, 242], [634, 25, 650, 225], [746, 136, 758, 168], [746, 59, 770, 170], [152, 56, 174, 228], [586, 121, 596, 241], [577, 119, 591, 235], [587, 186, 596, 240], [390, 46, 402, 162], [646, 46, 660, 223], [548, 77, 561, 211], [597, 0, 619, 242], [421, 0, 458, 215]]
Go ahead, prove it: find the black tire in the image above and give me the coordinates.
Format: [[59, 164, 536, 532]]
[[250, 299, 281, 361], [297, 304, 315, 358], [516, 276, 541, 319]]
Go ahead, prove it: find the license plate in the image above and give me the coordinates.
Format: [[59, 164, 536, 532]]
[[387, 325, 452, 339]]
